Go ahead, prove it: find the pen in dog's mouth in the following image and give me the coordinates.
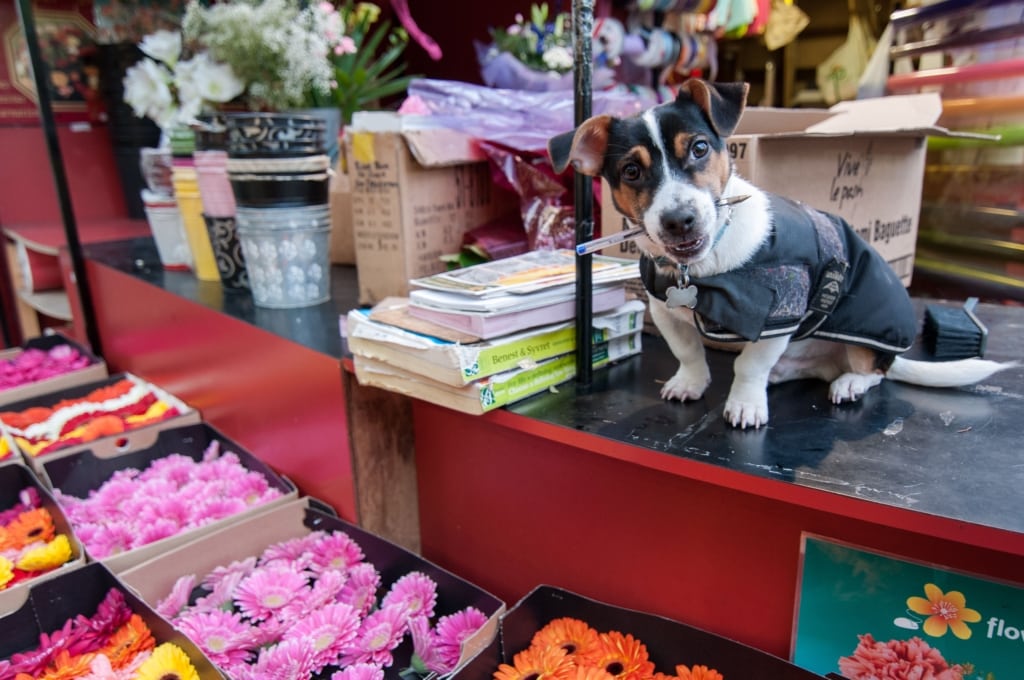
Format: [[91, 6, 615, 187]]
[[715, 194, 751, 207]]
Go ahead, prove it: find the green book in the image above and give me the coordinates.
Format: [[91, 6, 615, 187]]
[[346, 299, 645, 387], [352, 333, 643, 415]]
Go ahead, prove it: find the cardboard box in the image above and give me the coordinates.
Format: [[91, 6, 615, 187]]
[[0, 562, 223, 678], [41, 422, 298, 572], [0, 462, 85, 616], [453, 585, 826, 680], [601, 93, 980, 285], [330, 143, 357, 265], [0, 332, 108, 408], [119, 496, 505, 677], [0, 371, 201, 473], [347, 113, 518, 305]]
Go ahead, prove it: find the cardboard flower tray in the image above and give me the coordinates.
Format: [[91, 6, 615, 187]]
[[41, 422, 298, 572], [453, 585, 826, 680], [0, 332, 108, 409], [0, 561, 222, 678], [0, 462, 85, 616], [0, 371, 200, 471], [118, 496, 505, 678]]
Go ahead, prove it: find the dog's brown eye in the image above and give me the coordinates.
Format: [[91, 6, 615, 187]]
[[691, 140, 710, 159], [621, 163, 641, 182]]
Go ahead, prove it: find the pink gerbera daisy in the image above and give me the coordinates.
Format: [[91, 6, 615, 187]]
[[175, 609, 256, 666], [331, 662, 385, 680], [337, 563, 381, 616], [309, 531, 365, 574], [85, 520, 136, 558], [285, 602, 360, 669], [380, 571, 437, 620], [251, 637, 318, 680], [432, 606, 489, 672], [136, 517, 182, 546], [234, 566, 310, 622], [224, 473, 271, 505], [280, 569, 345, 622], [201, 556, 257, 592], [409, 615, 446, 674], [340, 604, 409, 667], [194, 568, 247, 612], [260, 533, 322, 565], [190, 497, 248, 526], [156, 574, 196, 618]]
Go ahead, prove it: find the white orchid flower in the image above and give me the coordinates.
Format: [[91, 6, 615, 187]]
[[138, 30, 182, 67]]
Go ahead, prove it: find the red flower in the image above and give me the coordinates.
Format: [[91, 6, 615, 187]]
[[838, 634, 964, 680]]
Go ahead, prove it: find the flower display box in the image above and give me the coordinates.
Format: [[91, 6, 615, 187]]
[[118, 496, 506, 678], [41, 422, 298, 573], [0, 372, 200, 473], [0, 462, 85, 616], [0, 561, 223, 678], [453, 585, 827, 680], [0, 332, 107, 411]]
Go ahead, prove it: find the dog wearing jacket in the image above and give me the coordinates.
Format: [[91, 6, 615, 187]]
[[548, 78, 1011, 429]]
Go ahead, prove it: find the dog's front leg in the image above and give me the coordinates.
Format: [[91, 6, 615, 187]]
[[649, 297, 711, 401], [725, 336, 791, 429]]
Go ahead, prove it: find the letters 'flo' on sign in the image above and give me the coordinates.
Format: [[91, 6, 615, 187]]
[[793, 534, 1024, 679]]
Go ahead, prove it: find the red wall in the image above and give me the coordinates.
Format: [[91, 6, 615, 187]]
[[0, 123, 127, 225]]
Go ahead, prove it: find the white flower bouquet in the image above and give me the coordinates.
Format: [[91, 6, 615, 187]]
[[123, 29, 246, 132]]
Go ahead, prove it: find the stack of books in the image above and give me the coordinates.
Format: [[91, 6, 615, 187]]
[[345, 250, 645, 415]]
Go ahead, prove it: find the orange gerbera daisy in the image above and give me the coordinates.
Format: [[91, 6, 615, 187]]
[[907, 583, 982, 640], [571, 666, 617, 680], [494, 645, 576, 680], [33, 649, 96, 680], [0, 525, 14, 551], [99, 614, 155, 668], [593, 632, 655, 680], [530, 618, 603, 666], [6, 507, 55, 547], [674, 664, 723, 680]]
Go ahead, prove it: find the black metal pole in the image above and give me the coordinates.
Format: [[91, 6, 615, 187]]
[[573, 0, 594, 388], [15, 0, 103, 356]]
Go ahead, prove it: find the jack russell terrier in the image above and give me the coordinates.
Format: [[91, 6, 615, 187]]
[[548, 78, 1012, 429]]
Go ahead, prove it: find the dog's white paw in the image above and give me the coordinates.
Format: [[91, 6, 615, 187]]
[[829, 372, 883, 404], [723, 392, 769, 429], [660, 366, 711, 402]]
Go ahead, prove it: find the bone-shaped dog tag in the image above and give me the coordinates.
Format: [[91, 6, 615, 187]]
[[666, 284, 698, 309]]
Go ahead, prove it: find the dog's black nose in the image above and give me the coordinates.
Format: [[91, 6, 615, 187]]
[[661, 207, 699, 235]]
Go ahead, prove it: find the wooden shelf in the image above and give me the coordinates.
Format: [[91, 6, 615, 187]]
[[16, 289, 71, 321]]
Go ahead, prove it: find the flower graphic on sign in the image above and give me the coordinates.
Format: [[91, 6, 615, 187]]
[[907, 583, 982, 640]]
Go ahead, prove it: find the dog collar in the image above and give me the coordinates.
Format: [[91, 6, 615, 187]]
[[663, 206, 734, 309]]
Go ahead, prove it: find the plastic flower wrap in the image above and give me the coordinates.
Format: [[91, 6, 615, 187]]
[[0, 487, 75, 591], [157, 529, 488, 678], [495, 618, 725, 680], [123, 28, 245, 132], [53, 441, 285, 559], [0, 586, 201, 680], [477, 3, 616, 92]]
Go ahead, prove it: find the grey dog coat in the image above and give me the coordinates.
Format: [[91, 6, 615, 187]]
[[639, 194, 916, 363]]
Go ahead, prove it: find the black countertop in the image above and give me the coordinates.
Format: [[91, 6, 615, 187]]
[[86, 237, 361, 357], [87, 237, 1024, 538]]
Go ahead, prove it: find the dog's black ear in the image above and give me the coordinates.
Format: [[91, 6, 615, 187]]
[[547, 115, 612, 177], [678, 79, 749, 138]]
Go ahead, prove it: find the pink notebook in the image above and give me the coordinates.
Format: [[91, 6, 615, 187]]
[[407, 285, 629, 340]]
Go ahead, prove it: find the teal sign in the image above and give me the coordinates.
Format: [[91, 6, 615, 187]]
[[794, 535, 1024, 679]]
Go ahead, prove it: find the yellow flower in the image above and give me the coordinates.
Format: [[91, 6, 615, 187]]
[[354, 2, 381, 24], [0, 555, 13, 589], [17, 534, 73, 572], [134, 643, 200, 680], [907, 583, 982, 640]]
